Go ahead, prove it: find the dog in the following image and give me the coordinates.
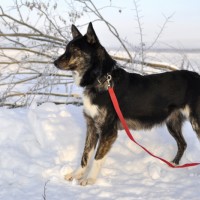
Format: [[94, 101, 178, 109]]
[[54, 22, 200, 186]]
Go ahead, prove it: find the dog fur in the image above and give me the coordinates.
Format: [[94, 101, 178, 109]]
[[54, 23, 200, 186]]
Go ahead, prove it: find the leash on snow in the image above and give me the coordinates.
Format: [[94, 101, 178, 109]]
[[106, 74, 200, 168]]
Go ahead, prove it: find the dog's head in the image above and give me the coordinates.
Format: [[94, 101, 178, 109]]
[[54, 23, 116, 87]]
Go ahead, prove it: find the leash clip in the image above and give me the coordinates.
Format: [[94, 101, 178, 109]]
[[107, 73, 112, 89]]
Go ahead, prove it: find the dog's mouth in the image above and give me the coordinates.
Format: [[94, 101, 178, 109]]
[[68, 64, 77, 70], [54, 60, 76, 71]]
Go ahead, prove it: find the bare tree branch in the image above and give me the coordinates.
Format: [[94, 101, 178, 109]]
[[0, 61, 52, 65], [0, 13, 43, 35], [0, 0, 196, 108], [147, 13, 174, 50], [0, 47, 52, 58], [112, 55, 177, 71], [0, 33, 66, 44]]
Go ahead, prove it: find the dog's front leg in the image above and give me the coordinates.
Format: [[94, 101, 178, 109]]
[[65, 115, 98, 182], [79, 124, 118, 186]]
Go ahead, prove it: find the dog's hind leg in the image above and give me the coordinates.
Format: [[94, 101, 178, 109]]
[[166, 111, 186, 165], [65, 115, 99, 182], [190, 116, 200, 139], [190, 102, 200, 140], [79, 122, 118, 186]]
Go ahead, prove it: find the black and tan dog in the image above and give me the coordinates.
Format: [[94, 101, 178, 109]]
[[54, 23, 200, 186]]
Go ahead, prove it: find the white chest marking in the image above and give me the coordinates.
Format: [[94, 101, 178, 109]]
[[83, 95, 99, 118], [73, 71, 81, 86]]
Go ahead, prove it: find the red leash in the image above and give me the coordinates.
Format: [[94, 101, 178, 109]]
[[108, 87, 200, 168]]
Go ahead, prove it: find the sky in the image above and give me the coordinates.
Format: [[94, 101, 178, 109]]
[[76, 0, 200, 49], [1, 0, 200, 49]]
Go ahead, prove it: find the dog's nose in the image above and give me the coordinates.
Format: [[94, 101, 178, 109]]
[[54, 60, 58, 67]]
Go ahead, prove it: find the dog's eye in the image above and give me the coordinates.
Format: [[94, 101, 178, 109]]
[[71, 47, 80, 54], [68, 44, 73, 50], [69, 44, 76, 51], [73, 47, 78, 51]]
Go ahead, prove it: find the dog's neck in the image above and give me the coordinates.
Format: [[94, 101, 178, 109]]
[[94, 63, 121, 90], [79, 54, 117, 88]]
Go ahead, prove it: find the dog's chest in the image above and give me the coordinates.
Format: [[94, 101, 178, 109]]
[[83, 94, 99, 118]]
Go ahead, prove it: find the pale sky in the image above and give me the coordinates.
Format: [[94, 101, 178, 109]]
[[1, 0, 200, 49], [75, 0, 200, 49]]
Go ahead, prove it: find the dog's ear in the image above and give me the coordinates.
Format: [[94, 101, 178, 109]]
[[86, 22, 99, 44], [71, 24, 82, 39]]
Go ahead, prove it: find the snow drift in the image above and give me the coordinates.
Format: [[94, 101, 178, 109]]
[[0, 103, 200, 200]]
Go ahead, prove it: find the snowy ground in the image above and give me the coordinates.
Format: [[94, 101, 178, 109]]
[[0, 103, 200, 200]]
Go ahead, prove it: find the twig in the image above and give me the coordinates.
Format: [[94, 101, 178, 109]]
[[0, 33, 66, 44], [0, 47, 52, 58], [111, 55, 177, 71], [133, 0, 145, 68], [147, 13, 174, 50], [0, 13, 43, 35], [0, 61, 53, 65], [42, 180, 50, 200], [2, 92, 81, 99]]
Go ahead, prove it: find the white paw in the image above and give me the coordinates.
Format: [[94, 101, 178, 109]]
[[79, 178, 96, 186], [64, 172, 84, 182], [64, 173, 74, 181]]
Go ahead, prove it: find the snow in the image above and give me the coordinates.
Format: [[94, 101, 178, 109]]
[[0, 103, 200, 200]]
